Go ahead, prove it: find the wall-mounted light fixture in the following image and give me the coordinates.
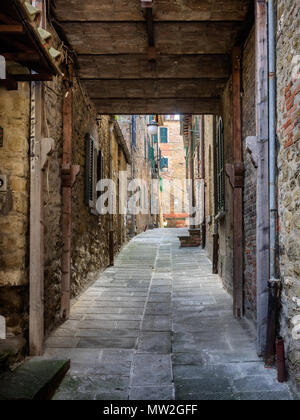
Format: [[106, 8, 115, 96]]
[[147, 120, 158, 137]]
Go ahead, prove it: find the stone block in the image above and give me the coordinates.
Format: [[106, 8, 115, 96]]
[[0, 358, 70, 400]]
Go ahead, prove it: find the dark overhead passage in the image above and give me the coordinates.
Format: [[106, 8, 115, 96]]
[[53, 0, 253, 114]]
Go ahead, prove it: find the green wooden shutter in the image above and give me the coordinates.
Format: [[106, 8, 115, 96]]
[[160, 127, 168, 143]]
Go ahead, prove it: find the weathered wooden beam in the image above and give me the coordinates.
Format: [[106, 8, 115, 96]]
[[93, 98, 220, 115], [78, 54, 230, 80], [63, 22, 242, 55], [0, 25, 24, 33], [1, 52, 40, 62], [10, 74, 52, 81], [84, 78, 226, 99], [55, 0, 252, 22]]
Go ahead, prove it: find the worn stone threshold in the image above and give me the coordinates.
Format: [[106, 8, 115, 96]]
[[0, 358, 70, 400]]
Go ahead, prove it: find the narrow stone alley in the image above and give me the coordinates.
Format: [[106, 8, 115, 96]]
[[44, 229, 293, 401]]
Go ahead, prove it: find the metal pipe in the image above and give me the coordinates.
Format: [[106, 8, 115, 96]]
[[265, 0, 280, 367], [268, 0, 277, 283], [276, 337, 287, 383]]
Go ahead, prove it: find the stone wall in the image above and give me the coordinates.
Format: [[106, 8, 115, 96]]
[[43, 77, 63, 335], [242, 28, 257, 319], [276, 0, 300, 390], [203, 115, 216, 262], [71, 82, 111, 299], [219, 78, 234, 296], [0, 66, 132, 345], [0, 64, 30, 338]]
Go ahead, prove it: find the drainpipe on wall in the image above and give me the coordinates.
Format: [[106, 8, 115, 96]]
[[200, 116, 206, 248], [265, 0, 281, 367], [109, 118, 115, 266]]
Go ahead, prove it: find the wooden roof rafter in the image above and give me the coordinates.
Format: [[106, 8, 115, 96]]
[[0, 0, 63, 87]]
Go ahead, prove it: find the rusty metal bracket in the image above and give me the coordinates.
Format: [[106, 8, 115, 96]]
[[61, 164, 80, 188]]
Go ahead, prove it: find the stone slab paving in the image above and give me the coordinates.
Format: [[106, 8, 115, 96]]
[[45, 229, 293, 400]]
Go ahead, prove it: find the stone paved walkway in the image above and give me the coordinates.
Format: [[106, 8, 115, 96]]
[[45, 229, 293, 400]]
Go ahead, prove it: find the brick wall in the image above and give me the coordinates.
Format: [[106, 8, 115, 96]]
[[276, 0, 300, 390], [242, 28, 257, 320]]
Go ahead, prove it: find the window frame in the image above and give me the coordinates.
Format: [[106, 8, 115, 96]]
[[85, 134, 103, 214], [159, 127, 169, 143], [215, 117, 225, 214]]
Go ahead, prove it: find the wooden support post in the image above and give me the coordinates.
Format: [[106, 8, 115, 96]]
[[232, 46, 244, 319], [255, 0, 270, 357], [61, 65, 80, 319], [29, 82, 44, 356]]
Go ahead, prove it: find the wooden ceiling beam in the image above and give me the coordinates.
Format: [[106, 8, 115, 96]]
[[0, 25, 24, 34], [78, 54, 230, 80], [63, 21, 242, 55], [54, 0, 252, 22], [10, 74, 53, 81], [93, 98, 221, 115], [83, 78, 226, 99], [1, 52, 40, 62]]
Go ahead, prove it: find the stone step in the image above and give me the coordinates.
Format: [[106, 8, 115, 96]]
[[178, 235, 201, 248], [0, 358, 70, 400]]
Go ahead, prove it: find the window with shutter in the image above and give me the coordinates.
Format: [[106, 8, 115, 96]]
[[85, 134, 102, 213], [85, 134, 95, 208], [97, 150, 104, 199], [160, 127, 168, 143], [216, 117, 225, 213], [160, 157, 169, 170]]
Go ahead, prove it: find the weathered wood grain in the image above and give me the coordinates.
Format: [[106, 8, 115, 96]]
[[63, 22, 242, 55], [78, 54, 230, 80], [55, 0, 252, 22], [93, 98, 220, 115], [83, 79, 226, 99]]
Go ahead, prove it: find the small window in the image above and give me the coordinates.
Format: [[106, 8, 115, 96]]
[[85, 134, 103, 213], [160, 127, 168, 143], [160, 157, 169, 170], [216, 117, 225, 213]]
